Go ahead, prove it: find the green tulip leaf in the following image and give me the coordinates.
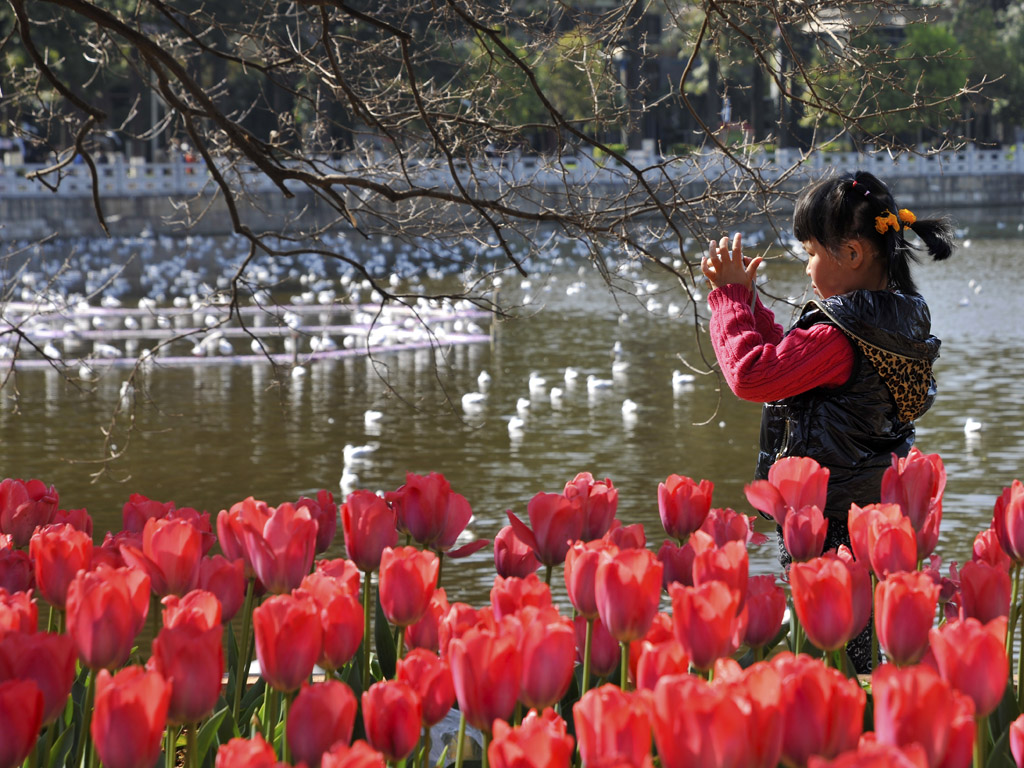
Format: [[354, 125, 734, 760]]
[[987, 721, 1015, 768], [374, 593, 397, 681], [46, 724, 75, 768], [989, 680, 1021, 743], [197, 707, 230, 765]]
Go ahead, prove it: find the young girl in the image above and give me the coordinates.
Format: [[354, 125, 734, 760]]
[[703, 173, 953, 559]]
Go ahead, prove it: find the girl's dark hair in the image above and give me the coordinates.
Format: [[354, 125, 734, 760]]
[[792, 170, 955, 294]]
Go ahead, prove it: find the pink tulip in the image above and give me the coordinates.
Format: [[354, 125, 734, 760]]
[[595, 547, 663, 645], [198, 555, 246, 622], [783, 505, 828, 562], [378, 546, 438, 628], [494, 524, 541, 578], [658, 474, 713, 542], [121, 493, 175, 533], [216, 497, 272, 574], [657, 538, 695, 588], [564, 539, 616, 619], [149, 619, 224, 724], [0, 546, 32, 594], [30, 523, 93, 609], [670, 580, 745, 671], [744, 574, 786, 650], [490, 572, 552, 621], [120, 516, 203, 597], [875, 570, 940, 666], [0, 478, 58, 548], [404, 587, 449, 654], [240, 502, 318, 594], [92, 666, 171, 768], [926, 617, 1008, 717], [565, 472, 618, 541], [958, 559, 1011, 623], [700, 507, 768, 546], [602, 520, 646, 550], [573, 684, 652, 768], [518, 605, 575, 711], [881, 448, 945, 558], [651, 673, 750, 768], [252, 592, 323, 692], [0, 588, 37, 639], [448, 620, 521, 733], [872, 664, 961, 768], [692, 540, 748, 609], [489, 708, 575, 768], [992, 480, 1024, 564], [161, 589, 222, 630], [574, 613, 621, 680], [745, 457, 829, 525], [321, 741, 386, 768], [300, 572, 364, 672], [790, 556, 858, 653], [341, 491, 398, 573], [66, 565, 150, 670], [396, 648, 455, 726], [314, 558, 362, 594], [287, 680, 357, 768], [718, 662, 785, 768], [507, 492, 583, 568], [0, 679, 43, 768], [1010, 715, 1024, 768], [634, 638, 689, 692], [215, 734, 282, 768], [295, 489, 338, 554], [361, 680, 422, 763], [0, 630, 75, 725], [973, 528, 1011, 571]]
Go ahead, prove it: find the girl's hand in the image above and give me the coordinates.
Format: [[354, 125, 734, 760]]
[[701, 233, 762, 291]]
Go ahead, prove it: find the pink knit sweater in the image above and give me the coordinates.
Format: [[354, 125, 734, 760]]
[[707, 284, 854, 402]]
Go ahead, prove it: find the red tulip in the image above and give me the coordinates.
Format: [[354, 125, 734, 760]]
[[670, 580, 745, 671], [241, 502, 318, 594], [936, 692, 975, 768], [699, 507, 768, 547], [149, 619, 224, 724], [973, 528, 1011, 571], [489, 708, 575, 768], [494, 524, 541, 578], [992, 480, 1024, 564], [0, 678, 43, 768], [315, 558, 362, 594], [634, 638, 689, 692], [215, 734, 282, 768], [692, 540, 748, 609], [807, 740, 929, 768], [564, 540, 616, 619], [120, 516, 203, 597], [92, 666, 171, 768], [53, 507, 92, 535], [744, 457, 829, 525], [0, 478, 58, 548], [627, 612, 675, 683], [831, 547, 873, 639], [378, 546, 438, 628], [958, 559, 1010, 623], [287, 680, 357, 768], [595, 547, 663, 644], [404, 587, 449, 654], [66, 565, 150, 670], [771, 652, 865, 767], [167, 506, 216, 555], [573, 684, 651, 768], [341, 491, 398, 572], [396, 647, 455, 726], [602, 519, 646, 550], [490, 572, 552, 621], [198, 555, 246, 622], [744, 574, 786, 650], [719, 662, 785, 768], [790, 557, 857, 652], [361, 680, 422, 763], [1010, 715, 1024, 768], [926, 617, 1008, 717], [296, 489, 338, 554], [216, 497, 272, 574], [0, 588, 37, 639], [518, 605, 575, 711], [881, 448, 945, 558], [657, 538, 695, 588], [161, 589, 222, 630], [252, 592, 323, 692], [386, 472, 479, 555], [565, 472, 618, 541], [0, 546, 31, 594], [574, 613, 621, 680], [875, 570, 940, 666], [783, 505, 829, 562], [651, 673, 749, 768], [658, 474, 713, 542], [0, 630, 75, 725], [507, 492, 583, 568], [29, 523, 92, 609], [438, 602, 480, 658], [865, 504, 918, 578], [872, 664, 961, 768], [300, 573, 364, 672], [321, 741, 386, 768], [448, 620, 521, 733], [121, 493, 175, 533]]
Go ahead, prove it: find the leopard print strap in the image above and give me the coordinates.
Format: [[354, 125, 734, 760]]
[[841, 332, 934, 423]]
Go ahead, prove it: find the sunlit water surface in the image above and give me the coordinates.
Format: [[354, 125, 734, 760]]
[[3, 234, 1022, 608]]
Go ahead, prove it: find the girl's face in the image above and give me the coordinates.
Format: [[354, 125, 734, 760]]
[[803, 237, 857, 299]]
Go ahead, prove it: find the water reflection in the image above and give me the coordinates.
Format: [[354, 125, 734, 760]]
[[2, 238, 1023, 605]]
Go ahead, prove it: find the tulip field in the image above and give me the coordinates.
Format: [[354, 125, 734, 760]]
[[4, 447, 1024, 768]]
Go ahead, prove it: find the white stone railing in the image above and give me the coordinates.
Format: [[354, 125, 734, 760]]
[[2, 144, 1022, 199]]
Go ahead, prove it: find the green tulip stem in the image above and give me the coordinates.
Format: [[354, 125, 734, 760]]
[[1017, 605, 1024, 713], [454, 711, 467, 768], [544, 564, 553, 586], [396, 628, 406, 661], [437, 552, 444, 589], [187, 723, 198, 768], [72, 669, 95, 768], [581, 617, 593, 699], [165, 727, 175, 768], [754, 645, 764, 664], [46, 604, 54, 634], [232, 578, 257, 725], [281, 694, 291, 764], [619, 642, 629, 691], [421, 729, 431, 768], [870, 573, 879, 673], [481, 731, 491, 768], [973, 716, 986, 768], [1007, 564, 1021, 666], [362, 571, 373, 693]]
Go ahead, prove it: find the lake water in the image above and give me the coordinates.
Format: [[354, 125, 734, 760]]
[[2, 231, 1022, 607]]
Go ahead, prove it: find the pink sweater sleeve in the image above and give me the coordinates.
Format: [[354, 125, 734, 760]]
[[707, 284, 855, 402]]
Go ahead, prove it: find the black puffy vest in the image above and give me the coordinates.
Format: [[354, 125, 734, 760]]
[[754, 290, 940, 520]]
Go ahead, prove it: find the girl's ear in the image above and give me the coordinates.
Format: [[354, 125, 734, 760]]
[[846, 239, 870, 269]]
